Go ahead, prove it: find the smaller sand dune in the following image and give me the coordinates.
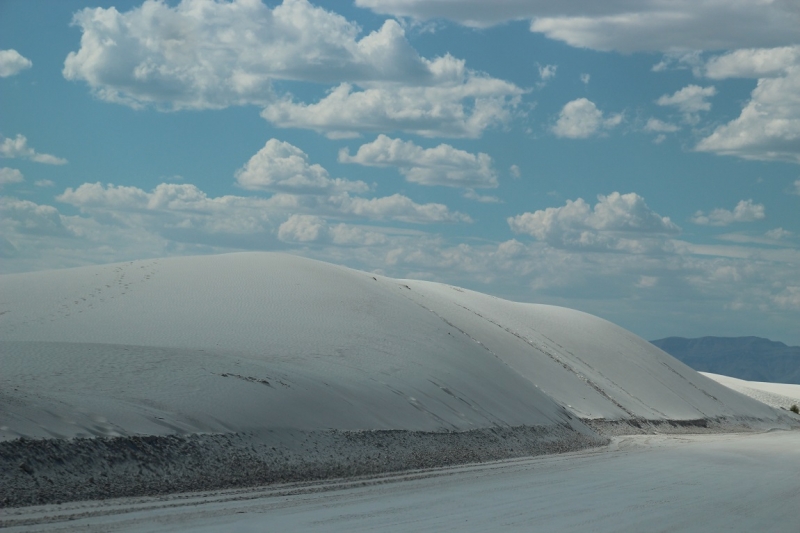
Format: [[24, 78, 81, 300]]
[[702, 372, 800, 411]]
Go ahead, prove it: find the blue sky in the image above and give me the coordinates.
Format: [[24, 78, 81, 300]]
[[2, 0, 799, 344]]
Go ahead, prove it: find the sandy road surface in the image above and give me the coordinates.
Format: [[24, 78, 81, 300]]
[[3, 430, 799, 533]]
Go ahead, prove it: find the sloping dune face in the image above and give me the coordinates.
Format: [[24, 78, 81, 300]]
[[0, 253, 781, 441]]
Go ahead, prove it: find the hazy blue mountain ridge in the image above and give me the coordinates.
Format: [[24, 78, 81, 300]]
[[651, 336, 800, 384]]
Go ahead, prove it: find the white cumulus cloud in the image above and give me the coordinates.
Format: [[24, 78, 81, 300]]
[[704, 46, 800, 80], [327, 193, 471, 224], [236, 139, 368, 194], [552, 98, 622, 139], [0, 193, 245, 270], [697, 47, 800, 163], [58, 178, 468, 228], [261, 55, 523, 138], [62, 0, 523, 137], [1, 196, 71, 237], [278, 214, 388, 245], [656, 85, 716, 122], [766, 228, 792, 240], [644, 118, 680, 133], [463, 189, 501, 203], [0, 168, 24, 188], [0, 49, 32, 77], [231, 138, 468, 223], [537, 64, 557, 86], [0, 134, 67, 165], [57, 182, 280, 236], [692, 200, 766, 226], [63, 0, 436, 109], [277, 214, 327, 243], [338, 134, 498, 188], [2, 165, 468, 271], [508, 192, 679, 251]]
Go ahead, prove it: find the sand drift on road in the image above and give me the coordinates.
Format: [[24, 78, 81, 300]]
[[1, 252, 796, 506]]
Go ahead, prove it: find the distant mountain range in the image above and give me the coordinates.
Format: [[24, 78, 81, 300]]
[[651, 337, 800, 384]]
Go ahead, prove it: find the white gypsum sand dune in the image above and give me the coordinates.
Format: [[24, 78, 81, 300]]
[[0, 253, 583, 439], [702, 372, 800, 410], [0, 252, 796, 506]]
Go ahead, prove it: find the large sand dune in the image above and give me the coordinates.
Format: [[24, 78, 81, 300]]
[[1, 252, 795, 505]]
